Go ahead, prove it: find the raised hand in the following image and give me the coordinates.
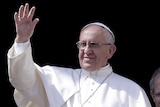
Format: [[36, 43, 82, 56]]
[[14, 3, 39, 43]]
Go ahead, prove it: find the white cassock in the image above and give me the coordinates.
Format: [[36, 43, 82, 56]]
[[7, 40, 152, 107]]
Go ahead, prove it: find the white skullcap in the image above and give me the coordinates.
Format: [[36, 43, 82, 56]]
[[81, 22, 115, 41]]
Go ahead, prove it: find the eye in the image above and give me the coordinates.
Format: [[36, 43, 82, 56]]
[[155, 93, 160, 97], [90, 42, 99, 48], [90, 42, 98, 46], [81, 42, 87, 47]]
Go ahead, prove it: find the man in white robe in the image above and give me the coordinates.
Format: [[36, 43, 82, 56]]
[[7, 3, 152, 107]]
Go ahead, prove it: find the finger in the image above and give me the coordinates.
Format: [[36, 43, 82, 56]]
[[28, 6, 36, 21], [32, 18, 39, 28], [24, 3, 29, 18], [18, 4, 24, 18], [14, 12, 19, 23]]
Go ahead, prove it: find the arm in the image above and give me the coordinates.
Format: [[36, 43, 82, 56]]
[[7, 3, 49, 107]]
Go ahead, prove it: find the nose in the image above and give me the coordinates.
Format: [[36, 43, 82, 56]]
[[83, 45, 93, 54]]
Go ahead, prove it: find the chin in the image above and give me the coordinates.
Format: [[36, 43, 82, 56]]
[[82, 65, 97, 71]]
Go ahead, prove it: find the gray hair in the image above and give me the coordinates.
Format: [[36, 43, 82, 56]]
[[149, 67, 160, 93], [81, 22, 115, 44]]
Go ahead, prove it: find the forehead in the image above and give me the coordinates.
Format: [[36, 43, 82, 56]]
[[80, 25, 107, 41]]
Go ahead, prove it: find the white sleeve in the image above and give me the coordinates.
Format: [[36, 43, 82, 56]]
[[13, 40, 30, 55]]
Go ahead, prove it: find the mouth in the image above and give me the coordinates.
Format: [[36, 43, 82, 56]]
[[83, 57, 94, 62]]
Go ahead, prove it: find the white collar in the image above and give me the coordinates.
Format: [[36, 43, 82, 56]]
[[81, 64, 113, 78]]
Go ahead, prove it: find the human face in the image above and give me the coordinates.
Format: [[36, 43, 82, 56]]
[[151, 74, 160, 107], [77, 25, 116, 71]]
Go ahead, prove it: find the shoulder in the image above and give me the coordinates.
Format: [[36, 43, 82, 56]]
[[110, 72, 143, 90]]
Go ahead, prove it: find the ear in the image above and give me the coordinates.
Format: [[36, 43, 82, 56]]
[[108, 44, 116, 59], [110, 44, 116, 54]]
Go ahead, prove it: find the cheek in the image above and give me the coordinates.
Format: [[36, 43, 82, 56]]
[[99, 49, 108, 58], [78, 50, 83, 59], [105, 48, 114, 59], [155, 99, 160, 105]]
